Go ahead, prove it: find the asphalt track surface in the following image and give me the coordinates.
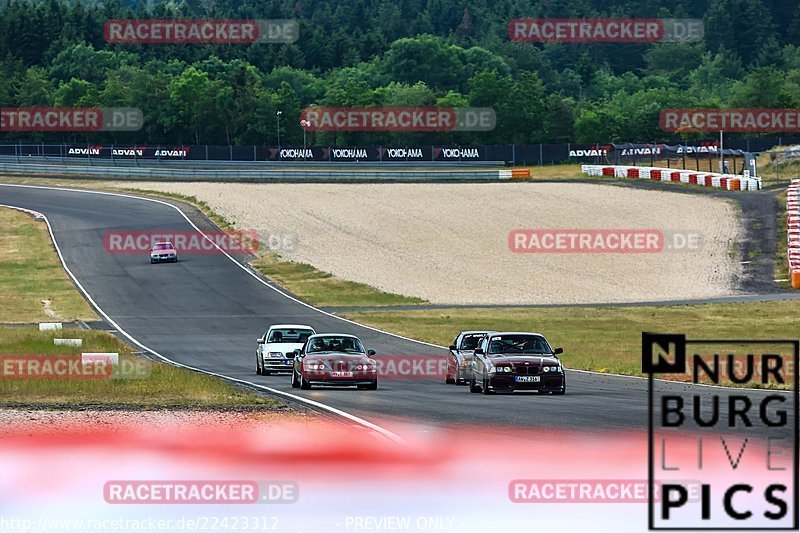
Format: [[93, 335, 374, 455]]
[[0, 183, 795, 441]]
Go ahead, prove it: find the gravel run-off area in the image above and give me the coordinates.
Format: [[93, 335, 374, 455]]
[[0, 408, 313, 436], [112, 182, 744, 305]]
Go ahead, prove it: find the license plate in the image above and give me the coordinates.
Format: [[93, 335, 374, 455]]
[[515, 375, 540, 383], [330, 371, 354, 378]]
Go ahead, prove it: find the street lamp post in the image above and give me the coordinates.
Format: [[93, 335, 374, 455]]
[[276, 110, 283, 152]]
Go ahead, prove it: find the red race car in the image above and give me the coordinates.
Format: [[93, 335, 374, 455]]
[[291, 333, 377, 390], [149, 241, 178, 263]]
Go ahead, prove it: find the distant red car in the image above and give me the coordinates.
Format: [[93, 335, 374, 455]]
[[150, 242, 178, 263], [291, 334, 377, 390]]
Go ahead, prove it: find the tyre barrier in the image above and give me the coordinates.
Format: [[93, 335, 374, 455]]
[[789, 179, 800, 289], [581, 165, 762, 191]]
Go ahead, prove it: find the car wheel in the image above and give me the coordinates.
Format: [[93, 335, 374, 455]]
[[291, 369, 300, 388], [256, 354, 262, 375], [481, 373, 494, 395], [300, 373, 311, 390], [552, 379, 567, 396], [469, 375, 481, 393], [445, 375, 455, 384], [150, 259, 155, 264], [358, 380, 378, 390]]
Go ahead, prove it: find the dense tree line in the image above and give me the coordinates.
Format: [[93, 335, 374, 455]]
[[1, 0, 800, 145]]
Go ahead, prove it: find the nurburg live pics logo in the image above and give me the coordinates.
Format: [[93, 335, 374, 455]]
[[643, 333, 799, 530]]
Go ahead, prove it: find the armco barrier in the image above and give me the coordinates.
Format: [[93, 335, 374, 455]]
[[0, 162, 524, 181], [580, 165, 762, 191], [789, 179, 800, 290]]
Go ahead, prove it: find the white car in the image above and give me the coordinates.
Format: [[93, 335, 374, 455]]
[[256, 324, 316, 375]]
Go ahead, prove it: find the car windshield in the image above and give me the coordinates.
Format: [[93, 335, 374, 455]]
[[268, 328, 315, 343], [459, 334, 485, 350], [488, 335, 552, 355], [307, 336, 365, 354], [153, 243, 173, 250]]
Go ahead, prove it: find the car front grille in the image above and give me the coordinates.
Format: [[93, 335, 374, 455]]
[[515, 366, 539, 376]]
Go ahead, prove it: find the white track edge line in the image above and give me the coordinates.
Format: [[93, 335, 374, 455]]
[[0, 199, 405, 444]]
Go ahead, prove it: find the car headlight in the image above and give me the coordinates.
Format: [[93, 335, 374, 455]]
[[269, 352, 283, 358], [495, 366, 513, 373], [543, 365, 562, 373]]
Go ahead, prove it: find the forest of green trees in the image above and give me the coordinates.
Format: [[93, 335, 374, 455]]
[[2, 0, 800, 145]]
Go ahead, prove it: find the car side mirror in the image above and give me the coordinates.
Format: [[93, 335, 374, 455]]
[[449, 344, 457, 351], [293, 349, 302, 357], [554, 347, 563, 356], [257, 338, 265, 344], [474, 348, 484, 355], [367, 349, 376, 357]]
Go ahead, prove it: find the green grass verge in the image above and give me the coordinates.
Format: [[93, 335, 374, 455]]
[[119, 187, 234, 231], [0, 204, 283, 409], [0, 208, 97, 323], [757, 149, 800, 185], [344, 300, 798, 387], [251, 253, 425, 307], [0, 326, 281, 407]]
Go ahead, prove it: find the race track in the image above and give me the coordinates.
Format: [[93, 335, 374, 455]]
[[0, 183, 793, 439]]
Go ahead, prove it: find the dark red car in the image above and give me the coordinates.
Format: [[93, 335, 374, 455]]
[[291, 333, 378, 390], [469, 332, 566, 395]]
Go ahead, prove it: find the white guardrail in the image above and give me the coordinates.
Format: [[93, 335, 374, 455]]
[[0, 161, 531, 181], [788, 179, 800, 289], [581, 165, 762, 191]]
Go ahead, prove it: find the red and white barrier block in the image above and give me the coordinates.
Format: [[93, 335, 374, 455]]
[[789, 180, 800, 289], [581, 165, 762, 191]]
